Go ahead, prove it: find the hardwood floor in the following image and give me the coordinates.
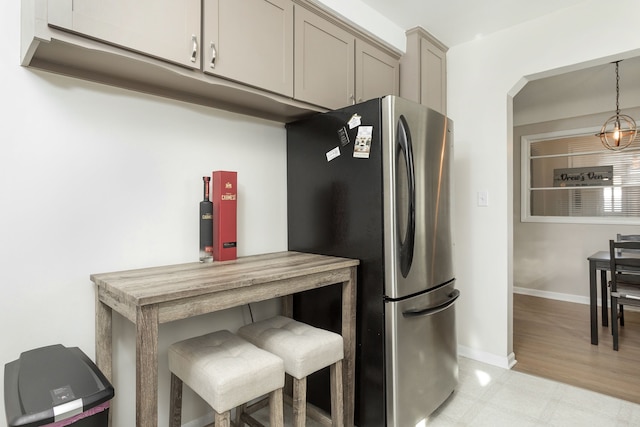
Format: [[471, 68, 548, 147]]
[[513, 293, 640, 404]]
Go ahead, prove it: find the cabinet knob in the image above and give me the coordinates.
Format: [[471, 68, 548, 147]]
[[191, 35, 198, 63], [210, 42, 217, 69]]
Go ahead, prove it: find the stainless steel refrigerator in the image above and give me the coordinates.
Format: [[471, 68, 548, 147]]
[[287, 95, 459, 427]]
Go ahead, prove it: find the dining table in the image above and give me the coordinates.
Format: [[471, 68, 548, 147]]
[[90, 251, 359, 427], [588, 249, 640, 345]]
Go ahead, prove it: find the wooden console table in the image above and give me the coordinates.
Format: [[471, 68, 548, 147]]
[[90, 251, 359, 427]]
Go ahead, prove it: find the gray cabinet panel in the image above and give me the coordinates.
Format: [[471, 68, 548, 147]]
[[400, 27, 447, 115], [294, 6, 354, 110], [203, 0, 293, 97], [48, 0, 201, 69], [420, 37, 446, 114], [355, 39, 399, 103]]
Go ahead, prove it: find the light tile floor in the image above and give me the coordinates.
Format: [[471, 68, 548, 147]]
[[429, 357, 640, 426], [254, 356, 640, 426]]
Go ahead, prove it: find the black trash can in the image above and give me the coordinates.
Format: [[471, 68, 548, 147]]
[[4, 344, 114, 427]]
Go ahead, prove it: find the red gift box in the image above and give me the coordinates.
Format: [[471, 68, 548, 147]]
[[212, 171, 237, 261]]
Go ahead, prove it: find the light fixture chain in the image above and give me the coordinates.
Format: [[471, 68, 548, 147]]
[[616, 60, 620, 116]]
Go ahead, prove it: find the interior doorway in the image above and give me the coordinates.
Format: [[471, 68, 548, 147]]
[[509, 51, 640, 381]]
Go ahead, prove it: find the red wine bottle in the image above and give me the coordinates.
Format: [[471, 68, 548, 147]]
[[200, 176, 214, 262]]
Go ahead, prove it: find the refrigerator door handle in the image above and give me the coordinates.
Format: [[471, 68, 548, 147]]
[[397, 115, 416, 278], [402, 289, 460, 318]]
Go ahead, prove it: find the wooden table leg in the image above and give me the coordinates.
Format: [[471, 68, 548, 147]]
[[282, 294, 293, 318], [136, 305, 159, 427], [600, 269, 608, 327], [589, 260, 598, 345], [341, 267, 357, 427], [95, 291, 113, 427]]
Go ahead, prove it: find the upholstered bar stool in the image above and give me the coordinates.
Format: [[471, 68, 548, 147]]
[[168, 329, 285, 427], [238, 315, 345, 427]]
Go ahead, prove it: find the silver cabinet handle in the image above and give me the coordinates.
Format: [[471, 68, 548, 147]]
[[210, 42, 217, 68], [191, 35, 198, 63]]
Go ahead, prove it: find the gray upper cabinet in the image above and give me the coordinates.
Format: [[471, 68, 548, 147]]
[[400, 27, 448, 115], [355, 38, 399, 104], [23, 0, 401, 121], [294, 5, 354, 110], [203, 0, 294, 97], [47, 0, 201, 69], [420, 36, 446, 114]]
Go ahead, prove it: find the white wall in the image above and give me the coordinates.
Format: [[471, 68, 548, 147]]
[[448, 0, 640, 366], [1, 2, 289, 425]]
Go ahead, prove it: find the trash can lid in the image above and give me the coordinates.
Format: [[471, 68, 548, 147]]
[[4, 344, 114, 427]]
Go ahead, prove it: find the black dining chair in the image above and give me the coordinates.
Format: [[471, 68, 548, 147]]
[[609, 239, 640, 350], [617, 234, 640, 242], [616, 233, 640, 250], [611, 234, 640, 322]]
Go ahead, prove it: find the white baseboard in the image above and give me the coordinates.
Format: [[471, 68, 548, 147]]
[[513, 286, 594, 306], [514, 286, 640, 314], [458, 345, 516, 369], [458, 286, 595, 371]]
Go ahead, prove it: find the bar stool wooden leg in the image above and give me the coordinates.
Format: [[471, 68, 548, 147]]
[[169, 373, 182, 427], [214, 410, 231, 427], [270, 388, 284, 426], [330, 360, 344, 427], [235, 403, 247, 426], [292, 377, 307, 427]]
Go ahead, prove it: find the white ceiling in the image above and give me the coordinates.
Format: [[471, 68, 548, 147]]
[[358, 0, 590, 48]]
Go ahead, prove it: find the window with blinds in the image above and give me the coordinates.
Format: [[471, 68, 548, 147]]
[[521, 128, 640, 223]]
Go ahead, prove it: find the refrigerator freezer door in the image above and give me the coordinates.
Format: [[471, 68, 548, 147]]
[[385, 281, 459, 426], [382, 96, 454, 298]]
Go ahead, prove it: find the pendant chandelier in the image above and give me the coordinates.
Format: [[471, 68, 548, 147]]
[[597, 60, 637, 151]]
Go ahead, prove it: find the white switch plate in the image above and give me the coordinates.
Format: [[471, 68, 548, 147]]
[[478, 190, 489, 207]]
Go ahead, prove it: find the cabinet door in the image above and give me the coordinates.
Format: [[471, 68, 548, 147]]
[[420, 37, 446, 114], [48, 0, 201, 69], [355, 39, 399, 103], [203, 0, 293, 97], [294, 6, 354, 110]]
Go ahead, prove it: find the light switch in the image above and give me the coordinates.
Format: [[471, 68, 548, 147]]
[[478, 190, 489, 207]]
